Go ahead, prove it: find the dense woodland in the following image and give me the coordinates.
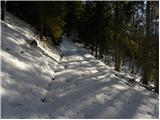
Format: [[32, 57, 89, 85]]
[[2, 1, 159, 93]]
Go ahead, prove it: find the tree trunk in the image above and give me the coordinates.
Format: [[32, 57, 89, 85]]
[[95, 43, 98, 59], [131, 57, 135, 74], [104, 50, 107, 63], [122, 57, 125, 66], [142, 1, 151, 85], [40, 2, 44, 40], [1, 1, 6, 21], [136, 64, 140, 73], [114, 3, 120, 72], [129, 56, 132, 71], [155, 33, 159, 93], [99, 46, 104, 59], [155, 69, 159, 93], [91, 43, 94, 55]]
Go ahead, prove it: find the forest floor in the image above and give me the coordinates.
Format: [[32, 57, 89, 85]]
[[1, 12, 159, 119]]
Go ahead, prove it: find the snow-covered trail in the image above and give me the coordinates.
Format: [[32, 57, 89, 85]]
[[1, 12, 159, 119], [42, 37, 158, 119]]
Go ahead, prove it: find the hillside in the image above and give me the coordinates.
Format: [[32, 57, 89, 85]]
[[1, 12, 159, 119]]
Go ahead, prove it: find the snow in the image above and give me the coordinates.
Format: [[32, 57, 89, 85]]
[[1, 12, 159, 119]]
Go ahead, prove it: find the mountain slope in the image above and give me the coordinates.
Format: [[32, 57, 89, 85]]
[[1, 12, 159, 119]]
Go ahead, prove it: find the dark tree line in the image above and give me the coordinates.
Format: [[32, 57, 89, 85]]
[[2, 1, 159, 93], [5, 1, 67, 45], [66, 1, 159, 93]]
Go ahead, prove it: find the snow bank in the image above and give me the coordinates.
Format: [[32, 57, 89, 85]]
[[1, 12, 61, 118]]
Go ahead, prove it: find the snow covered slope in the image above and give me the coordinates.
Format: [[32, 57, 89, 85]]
[[1, 12, 159, 119]]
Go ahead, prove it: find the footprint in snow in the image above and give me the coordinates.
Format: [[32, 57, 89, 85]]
[[66, 80, 71, 82], [104, 98, 108, 101], [75, 83, 78, 86], [21, 51, 24, 54], [48, 114, 52, 117], [41, 97, 48, 103], [104, 92, 112, 96], [5, 48, 11, 51], [81, 74, 85, 77], [146, 111, 153, 116], [10, 102, 22, 107], [48, 83, 52, 88], [64, 65, 67, 69]]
